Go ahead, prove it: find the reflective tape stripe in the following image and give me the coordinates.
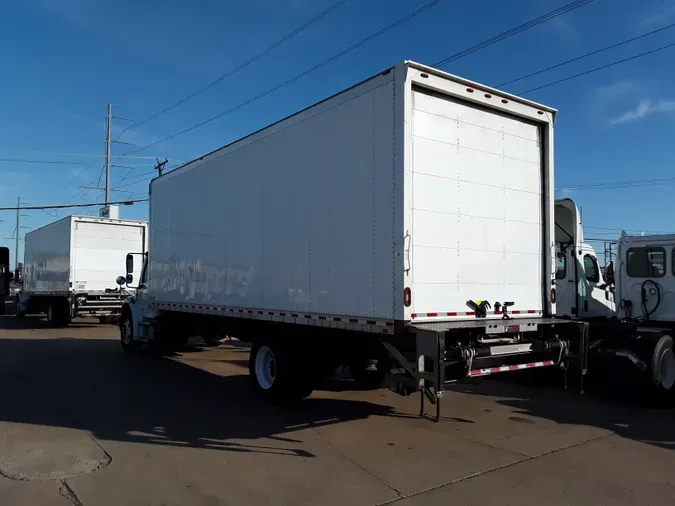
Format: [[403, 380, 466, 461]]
[[469, 360, 555, 377]]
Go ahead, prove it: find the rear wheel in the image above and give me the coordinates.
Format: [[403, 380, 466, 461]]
[[120, 313, 141, 353], [652, 334, 675, 393], [249, 342, 314, 402], [15, 297, 26, 319], [47, 299, 70, 327]]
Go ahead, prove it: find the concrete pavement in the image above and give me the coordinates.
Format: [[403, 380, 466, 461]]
[[0, 315, 673, 505]]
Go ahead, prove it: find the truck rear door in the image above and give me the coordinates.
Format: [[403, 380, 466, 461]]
[[410, 87, 547, 319], [72, 221, 146, 292]]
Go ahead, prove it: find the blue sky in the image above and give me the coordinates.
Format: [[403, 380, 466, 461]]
[[2, 0, 675, 267]]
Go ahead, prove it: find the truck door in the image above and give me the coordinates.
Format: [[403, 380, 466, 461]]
[[554, 246, 575, 317], [580, 248, 615, 318], [554, 199, 582, 317]]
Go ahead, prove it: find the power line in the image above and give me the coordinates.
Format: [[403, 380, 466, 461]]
[[0, 149, 182, 161], [114, 171, 158, 189], [120, 0, 350, 136], [0, 158, 88, 165], [585, 226, 675, 234], [126, 0, 447, 154], [433, 0, 595, 67], [498, 21, 675, 87], [556, 176, 675, 191], [0, 198, 149, 212], [520, 42, 675, 94]]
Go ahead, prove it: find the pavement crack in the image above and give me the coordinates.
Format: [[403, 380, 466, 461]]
[[59, 479, 84, 506], [375, 432, 613, 505], [312, 427, 404, 498]]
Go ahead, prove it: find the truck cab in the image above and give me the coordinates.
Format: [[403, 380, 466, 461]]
[[554, 199, 615, 319], [615, 234, 675, 322]]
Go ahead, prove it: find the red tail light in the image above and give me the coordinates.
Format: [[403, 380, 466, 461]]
[[404, 287, 411, 307], [551, 287, 557, 304]]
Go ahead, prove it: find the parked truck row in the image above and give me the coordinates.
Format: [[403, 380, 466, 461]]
[[12, 60, 672, 419]]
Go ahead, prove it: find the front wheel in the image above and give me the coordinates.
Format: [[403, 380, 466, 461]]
[[249, 342, 314, 402], [120, 313, 141, 353]]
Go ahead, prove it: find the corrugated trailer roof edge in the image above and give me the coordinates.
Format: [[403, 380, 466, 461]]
[[151, 60, 556, 185]]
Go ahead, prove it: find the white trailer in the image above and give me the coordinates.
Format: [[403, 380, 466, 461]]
[[555, 199, 675, 396], [16, 215, 147, 326], [120, 61, 587, 420]]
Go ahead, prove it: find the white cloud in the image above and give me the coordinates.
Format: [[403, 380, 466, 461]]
[[642, 2, 675, 27], [594, 80, 635, 99], [608, 99, 675, 124]]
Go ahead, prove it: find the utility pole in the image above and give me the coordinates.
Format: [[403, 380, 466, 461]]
[[99, 104, 134, 217], [155, 158, 168, 176], [15, 197, 20, 272], [104, 104, 112, 205]]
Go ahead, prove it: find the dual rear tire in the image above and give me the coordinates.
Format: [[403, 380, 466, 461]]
[[47, 299, 71, 327]]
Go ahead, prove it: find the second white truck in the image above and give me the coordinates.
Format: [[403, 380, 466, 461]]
[[555, 198, 675, 395], [17, 215, 148, 325], [119, 61, 588, 420]]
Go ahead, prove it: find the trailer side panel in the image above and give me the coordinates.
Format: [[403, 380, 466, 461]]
[[23, 217, 72, 294], [150, 71, 398, 319]]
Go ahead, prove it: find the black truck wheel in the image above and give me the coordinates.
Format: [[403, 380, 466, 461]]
[[47, 299, 70, 327], [651, 334, 675, 392], [249, 342, 314, 402], [120, 313, 141, 353], [15, 297, 26, 319]]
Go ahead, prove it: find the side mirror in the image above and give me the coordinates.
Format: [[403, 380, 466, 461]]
[[125, 254, 134, 275], [116, 276, 126, 286], [126, 274, 134, 285], [605, 261, 615, 286]]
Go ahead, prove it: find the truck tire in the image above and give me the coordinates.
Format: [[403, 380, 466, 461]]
[[120, 313, 141, 353], [651, 334, 675, 392], [249, 342, 314, 402], [47, 301, 59, 326], [47, 299, 70, 327], [15, 297, 26, 320]]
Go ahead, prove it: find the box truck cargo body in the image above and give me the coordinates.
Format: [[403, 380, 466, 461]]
[[17, 216, 147, 325], [121, 61, 587, 419]]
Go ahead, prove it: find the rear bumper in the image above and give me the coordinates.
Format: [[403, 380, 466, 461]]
[[73, 292, 128, 316], [383, 317, 589, 402]]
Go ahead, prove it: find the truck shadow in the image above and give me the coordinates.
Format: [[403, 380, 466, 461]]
[[450, 371, 675, 452], [0, 315, 102, 330], [0, 334, 398, 458]]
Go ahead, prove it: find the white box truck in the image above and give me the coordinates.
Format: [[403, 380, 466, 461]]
[[16, 215, 148, 326], [119, 61, 587, 420], [555, 199, 675, 397]]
